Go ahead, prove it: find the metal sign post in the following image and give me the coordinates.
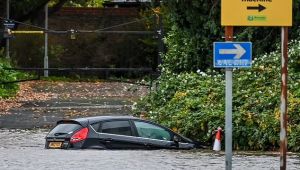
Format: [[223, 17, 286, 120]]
[[225, 67, 232, 170], [214, 28, 253, 170], [225, 26, 233, 170], [280, 27, 288, 170], [213, 26, 252, 170], [6, 0, 10, 59], [44, 3, 49, 77]]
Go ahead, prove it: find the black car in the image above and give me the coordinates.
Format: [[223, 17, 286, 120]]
[[45, 116, 198, 150]]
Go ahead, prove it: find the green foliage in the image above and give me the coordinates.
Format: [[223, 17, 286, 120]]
[[231, 40, 300, 151], [0, 58, 24, 98], [0, 59, 19, 98], [162, 0, 221, 73], [62, 0, 104, 7], [135, 40, 300, 151], [162, 27, 206, 73], [136, 71, 225, 141], [0, 50, 36, 98]]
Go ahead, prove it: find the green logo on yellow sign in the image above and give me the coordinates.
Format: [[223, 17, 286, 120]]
[[247, 15, 267, 22]]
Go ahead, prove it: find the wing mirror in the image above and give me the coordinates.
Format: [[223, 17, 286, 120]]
[[173, 135, 180, 143]]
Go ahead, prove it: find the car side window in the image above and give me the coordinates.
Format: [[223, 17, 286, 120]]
[[100, 121, 132, 136], [133, 121, 171, 141]]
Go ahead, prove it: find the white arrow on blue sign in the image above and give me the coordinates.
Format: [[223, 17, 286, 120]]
[[4, 20, 15, 29], [214, 42, 252, 68]]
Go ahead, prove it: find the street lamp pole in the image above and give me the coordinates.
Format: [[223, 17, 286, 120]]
[[44, 3, 49, 77], [6, 0, 10, 59]]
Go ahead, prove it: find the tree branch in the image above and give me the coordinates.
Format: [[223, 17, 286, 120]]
[[14, 0, 50, 22], [49, 0, 69, 15]]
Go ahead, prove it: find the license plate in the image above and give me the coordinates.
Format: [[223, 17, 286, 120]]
[[49, 142, 62, 149]]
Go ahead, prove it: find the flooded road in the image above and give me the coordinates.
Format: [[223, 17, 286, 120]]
[[1, 82, 299, 169], [0, 129, 299, 170]]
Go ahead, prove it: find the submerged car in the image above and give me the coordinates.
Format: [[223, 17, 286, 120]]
[[45, 116, 199, 150]]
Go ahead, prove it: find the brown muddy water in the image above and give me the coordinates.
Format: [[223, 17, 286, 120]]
[[0, 129, 299, 170]]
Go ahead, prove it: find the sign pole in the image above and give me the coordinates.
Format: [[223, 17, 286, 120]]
[[280, 26, 288, 170], [225, 26, 233, 170], [44, 3, 49, 77], [5, 0, 10, 59]]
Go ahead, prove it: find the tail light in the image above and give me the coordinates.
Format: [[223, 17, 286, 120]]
[[70, 127, 89, 144]]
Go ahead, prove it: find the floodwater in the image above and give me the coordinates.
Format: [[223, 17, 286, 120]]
[[0, 129, 299, 170]]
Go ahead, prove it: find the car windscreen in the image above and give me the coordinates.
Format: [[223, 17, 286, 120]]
[[48, 123, 82, 136]]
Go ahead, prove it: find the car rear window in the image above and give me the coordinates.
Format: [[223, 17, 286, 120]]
[[49, 123, 82, 135]]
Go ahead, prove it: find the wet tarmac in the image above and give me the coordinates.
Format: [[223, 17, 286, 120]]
[[0, 129, 299, 170], [0, 97, 134, 129], [0, 81, 146, 129]]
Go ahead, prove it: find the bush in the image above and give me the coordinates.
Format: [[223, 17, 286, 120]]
[[0, 54, 33, 98], [135, 39, 300, 151], [0, 58, 20, 98]]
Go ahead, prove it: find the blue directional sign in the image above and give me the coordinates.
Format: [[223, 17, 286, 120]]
[[3, 20, 15, 29], [214, 42, 252, 68]]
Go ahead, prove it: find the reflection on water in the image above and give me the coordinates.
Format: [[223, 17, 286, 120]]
[[0, 129, 299, 170]]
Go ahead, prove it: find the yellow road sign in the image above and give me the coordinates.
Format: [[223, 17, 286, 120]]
[[221, 0, 292, 26]]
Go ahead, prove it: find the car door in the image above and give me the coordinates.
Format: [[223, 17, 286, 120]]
[[96, 120, 145, 149], [132, 120, 177, 149]]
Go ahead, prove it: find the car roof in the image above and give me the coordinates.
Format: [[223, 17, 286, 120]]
[[73, 115, 141, 125]]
